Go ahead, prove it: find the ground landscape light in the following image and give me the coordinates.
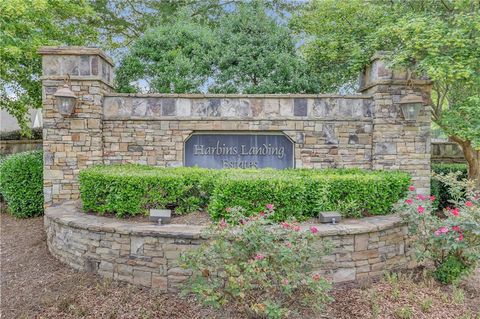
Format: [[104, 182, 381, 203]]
[[54, 78, 77, 116], [399, 93, 423, 122]]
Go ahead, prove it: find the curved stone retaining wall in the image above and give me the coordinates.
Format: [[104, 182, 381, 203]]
[[45, 202, 413, 292]]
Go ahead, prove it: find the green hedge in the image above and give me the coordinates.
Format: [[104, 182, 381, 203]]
[[431, 163, 468, 209], [80, 165, 410, 220], [0, 151, 44, 218]]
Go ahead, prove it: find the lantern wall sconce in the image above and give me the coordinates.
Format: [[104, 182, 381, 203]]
[[54, 75, 77, 116], [399, 93, 423, 122]]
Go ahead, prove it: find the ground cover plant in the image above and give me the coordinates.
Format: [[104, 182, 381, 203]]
[[0, 150, 43, 217], [398, 173, 480, 284], [181, 206, 332, 319], [79, 165, 410, 220]]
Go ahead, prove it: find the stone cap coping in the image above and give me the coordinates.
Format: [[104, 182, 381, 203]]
[[38, 46, 114, 66], [103, 93, 373, 99], [0, 140, 42, 144], [46, 201, 405, 239], [359, 79, 433, 92]]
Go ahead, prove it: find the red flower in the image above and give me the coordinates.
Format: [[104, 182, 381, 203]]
[[451, 208, 460, 216], [417, 205, 425, 214], [219, 219, 228, 228], [456, 234, 464, 242], [293, 226, 300, 232], [466, 201, 473, 207], [434, 226, 449, 236], [259, 211, 266, 217], [266, 203, 275, 211], [429, 195, 436, 201], [405, 199, 413, 205], [409, 185, 415, 191], [452, 225, 461, 232], [281, 222, 290, 229], [416, 194, 426, 201], [310, 226, 318, 234], [312, 274, 321, 282], [255, 253, 265, 260]]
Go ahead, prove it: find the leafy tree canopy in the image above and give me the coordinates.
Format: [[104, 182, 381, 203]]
[[293, 0, 480, 180], [211, 2, 320, 93], [116, 2, 320, 94], [115, 10, 216, 93], [90, 0, 303, 52], [0, 0, 99, 134]]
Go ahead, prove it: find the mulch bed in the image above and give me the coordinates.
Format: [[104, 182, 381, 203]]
[[1, 207, 479, 318]]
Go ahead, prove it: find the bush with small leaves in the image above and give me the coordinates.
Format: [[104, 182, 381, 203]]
[[431, 163, 468, 210], [80, 165, 410, 220], [0, 151, 43, 217], [181, 206, 332, 318], [397, 173, 480, 284]]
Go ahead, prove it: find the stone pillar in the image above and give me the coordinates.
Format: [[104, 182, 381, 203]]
[[360, 52, 432, 194], [39, 47, 114, 205]]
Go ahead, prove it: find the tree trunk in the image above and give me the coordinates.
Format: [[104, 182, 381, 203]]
[[449, 136, 480, 188]]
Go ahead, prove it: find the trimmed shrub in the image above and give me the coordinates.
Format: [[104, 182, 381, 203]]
[[80, 165, 221, 217], [0, 151, 43, 217], [431, 163, 468, 209], [79, 165, 410, 220]]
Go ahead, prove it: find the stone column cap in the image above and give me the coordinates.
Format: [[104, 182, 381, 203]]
[[370, 51, 390, 62], [38, 46, 114, 66]]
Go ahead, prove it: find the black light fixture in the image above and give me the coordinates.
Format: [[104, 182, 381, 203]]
[[54, 75, 77, 116], [399, 93, 423, 122], [399, 70, 423, 122]]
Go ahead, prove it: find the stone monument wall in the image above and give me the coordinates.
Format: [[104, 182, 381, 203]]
[[39, 47, 432, 206], [45, 202, 413, 291]]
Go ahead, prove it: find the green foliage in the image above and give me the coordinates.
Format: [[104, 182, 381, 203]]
[[0, 128, 42, 140], [431, 163, 468, 209], [79, 165, 219, 218], [291, 0, 388, 92], [0, 151, 43, 217], [0, 0, 99, 135], [433, 255, 468, 284], [394, 306, 413, 319], [115, 10, 216, 94], [79, 165, 410, 220], [90, 0, 303, 52], [116, 2, 319, 94], [209, 169, 410, 220], [181, 207, 332, 318], [397, 174, 480, 284], [210, 2, 320, 94], [293, 0, 480, 179]]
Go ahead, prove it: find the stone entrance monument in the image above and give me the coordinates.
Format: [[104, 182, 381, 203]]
[[39, 47, 432, 206]]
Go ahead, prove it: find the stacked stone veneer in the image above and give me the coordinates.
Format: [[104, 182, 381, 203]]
[[39, 47, 432, 206], [45, 202, 413, 290], [40, 47, 114, 203], [102, 94, 373, 169], [432, 141, 465, 163]]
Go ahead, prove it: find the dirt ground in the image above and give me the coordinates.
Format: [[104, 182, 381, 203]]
[[1, 211, 479, 319]]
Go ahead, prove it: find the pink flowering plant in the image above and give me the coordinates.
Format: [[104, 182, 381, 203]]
[[397, 173, 480, 283], [181, 205, 332, 318]]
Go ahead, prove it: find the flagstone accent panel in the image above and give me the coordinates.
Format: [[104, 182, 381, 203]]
[[103, 95, 373, 120], [45, 202, 414, 291]]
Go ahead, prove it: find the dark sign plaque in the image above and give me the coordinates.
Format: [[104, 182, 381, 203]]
[[184, 133, 294, 169]]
